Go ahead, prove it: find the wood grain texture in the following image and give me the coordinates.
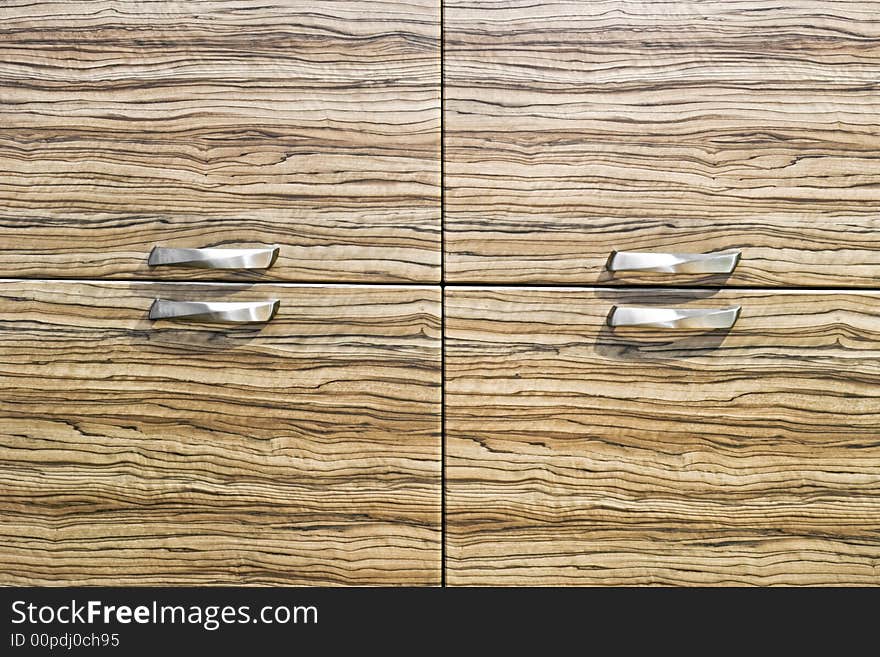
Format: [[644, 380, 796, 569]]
[[445, 1, 880, 286], [446, 288, 880, 585], [0, 1, 439, 282], [0, 282, 440, 585]]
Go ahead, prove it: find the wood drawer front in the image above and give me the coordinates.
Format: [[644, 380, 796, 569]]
[[0, 2, 439, 283], [446, 288, 880, 586], [445, 1, 880, 286], [0, 282, 440, 585]]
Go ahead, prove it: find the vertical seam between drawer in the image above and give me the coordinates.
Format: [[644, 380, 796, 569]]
[[440, 0, 447, 589]]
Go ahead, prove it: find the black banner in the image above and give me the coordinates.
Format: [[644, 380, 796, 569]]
[[0, 586, 867, 652]]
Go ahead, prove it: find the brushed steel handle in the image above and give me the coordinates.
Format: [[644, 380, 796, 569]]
[[608, 305, 741, 329], [607, 250, 741, 274], [149, 299, 280, 323], [148, 246, 280, 270]]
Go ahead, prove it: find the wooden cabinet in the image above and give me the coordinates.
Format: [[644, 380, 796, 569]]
[[446, 288, 880, 585], [0, 2, 440, 282], [445, 1, 880, 286], [0, 0, 442, 587], [2, 0, 879, 588], [0, 283, 441, 585], [443, 0, 880, 586]]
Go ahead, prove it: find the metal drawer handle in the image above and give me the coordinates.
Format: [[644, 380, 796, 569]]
[[149, 299, 280, 323], [148, 246, 280, 270], [607, 250, 741, 274], [608, 305, 741, 329]]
